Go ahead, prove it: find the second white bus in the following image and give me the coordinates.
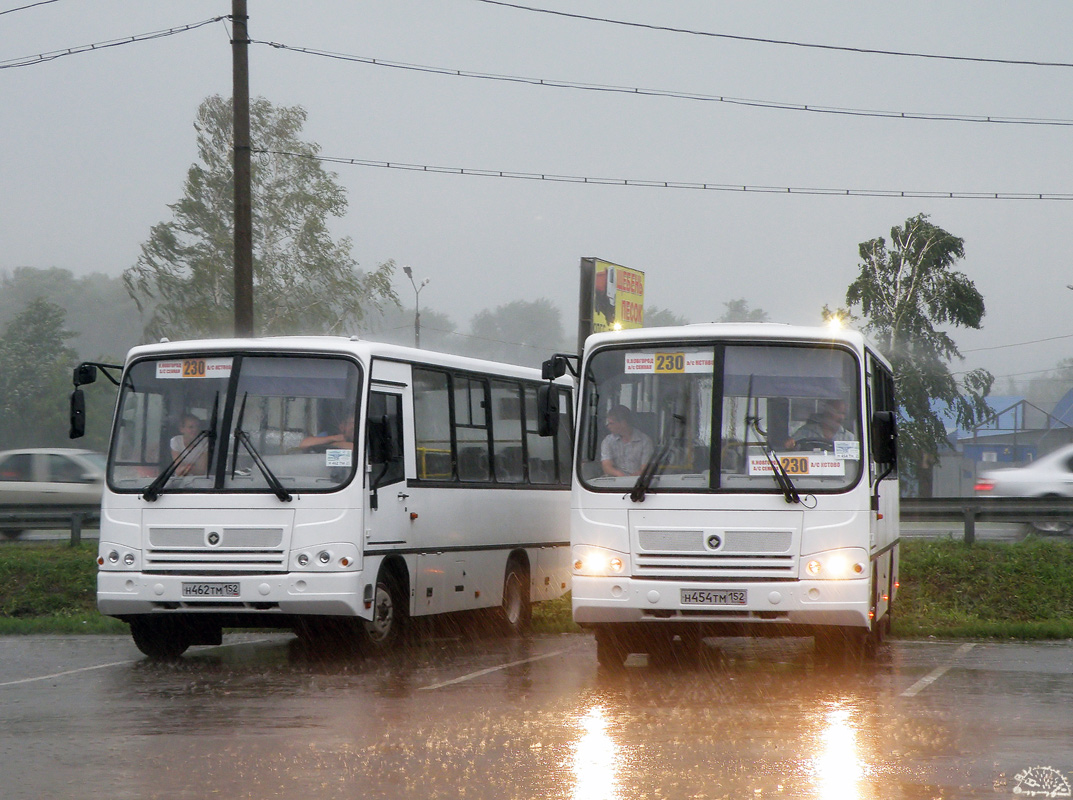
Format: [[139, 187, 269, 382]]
[[543, 323, 899, 667], [73, 337, 574, 658]]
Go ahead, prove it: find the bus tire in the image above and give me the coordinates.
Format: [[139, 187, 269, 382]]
[[594, 625, 630, 670], [130, 617, 191, 659], [360, 572, 407, 653], [498, 560, 532, 636]]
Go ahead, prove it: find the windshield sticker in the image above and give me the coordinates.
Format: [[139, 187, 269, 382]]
[[834, 440, 860, 460], [748, 454, 846, 477], [156, 358, 234, 380], [326, 449, 352, 468], [625, 352, 715, 374]]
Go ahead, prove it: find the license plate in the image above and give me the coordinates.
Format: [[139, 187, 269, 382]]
[[680, 589, 747, 606], [182, 582, 239, 598]]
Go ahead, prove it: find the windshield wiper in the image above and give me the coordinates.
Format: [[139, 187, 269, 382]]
[[231, 392, 292, 502], [748, 415, 800, 504], [629, 413, 685, 503], [142, 393, 219, 501]]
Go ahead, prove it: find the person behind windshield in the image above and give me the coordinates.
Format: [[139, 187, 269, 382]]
[[299, 415, 355, 452], [785, 398, 852, 451], [170, 412, 209, 476], [600, 404, 655, 477]]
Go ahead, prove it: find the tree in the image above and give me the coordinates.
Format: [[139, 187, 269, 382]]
[[467, 299, 571, 368], [0, 299, 79, 449], [124, 95, 396, 339], [846, 213, 993, 492], [718, 299, 768, 323], [644, 305, 690, 327]]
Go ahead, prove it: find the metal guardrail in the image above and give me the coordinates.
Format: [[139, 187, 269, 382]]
[[0, 505, 101, 546], [2, 497, 1065, 547], [900, 497, 1073, 544]]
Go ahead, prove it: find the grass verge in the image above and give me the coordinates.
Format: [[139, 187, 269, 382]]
[[3, 537, 1073, 639]]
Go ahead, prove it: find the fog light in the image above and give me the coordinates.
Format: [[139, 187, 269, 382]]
[[108, 551, 119, 564], [608, 557, 624, 573], [297, 553, 310, 567], [123, 553, 135, 566], [318, 551, 331, 564], [806, 559, 822, 576]]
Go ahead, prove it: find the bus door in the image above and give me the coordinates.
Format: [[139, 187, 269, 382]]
[[364, 379, 409, 548]]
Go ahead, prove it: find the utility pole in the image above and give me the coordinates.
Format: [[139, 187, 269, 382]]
[[232, 0, 254, 337]]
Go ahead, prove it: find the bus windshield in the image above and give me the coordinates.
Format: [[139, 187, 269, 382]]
[[578, 341, 862, 494], [108, 354, 362, 494]]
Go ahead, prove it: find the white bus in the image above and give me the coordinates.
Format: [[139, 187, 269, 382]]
[[542, 324, 899, 667], [71, 337, 574, 658]]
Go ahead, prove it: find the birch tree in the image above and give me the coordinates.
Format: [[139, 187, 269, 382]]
[[846, 213, 993, 491]]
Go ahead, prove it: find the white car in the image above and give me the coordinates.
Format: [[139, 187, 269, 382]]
[[975, 443, 1073, 531], [0, 448, 106, 507]]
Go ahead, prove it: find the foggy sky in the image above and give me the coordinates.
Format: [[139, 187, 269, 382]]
[[4, 1, 1072, 388]]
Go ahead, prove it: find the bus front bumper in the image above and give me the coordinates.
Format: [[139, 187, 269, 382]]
[[571, 575, 872, 629], [97, 570, 369, 618]]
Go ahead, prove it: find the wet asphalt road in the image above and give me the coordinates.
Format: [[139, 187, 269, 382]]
[[1, 631, 1072, 800]]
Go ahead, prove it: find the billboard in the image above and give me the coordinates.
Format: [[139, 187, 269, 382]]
[[577, 258, 645, 349]]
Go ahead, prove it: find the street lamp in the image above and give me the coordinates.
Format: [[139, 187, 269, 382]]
[[402, 265, 430, 348]]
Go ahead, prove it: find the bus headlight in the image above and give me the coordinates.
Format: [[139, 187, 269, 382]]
[[572, 546, 629, 576], [803, 549, 867, 580], [292, 544, 359, 571], [97, 544, 140, 571]]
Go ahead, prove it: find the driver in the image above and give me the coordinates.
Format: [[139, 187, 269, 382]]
[[600, 405, 654, 477], [299, 415, 355, 452], [785, 399, 851, 451]]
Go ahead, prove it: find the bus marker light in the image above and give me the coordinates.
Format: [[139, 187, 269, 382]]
[[340, 557, 351, 567], [410, 513, 419, 521], [853, 563, 864, 574], [97, 556, 105, 566]]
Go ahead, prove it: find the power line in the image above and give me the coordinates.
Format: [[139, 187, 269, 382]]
[[257, 148, 1073, 201], [0, 0, 59, 16], [963, 332, 1073, 354], [0, 16, 227, 69], [256, 40, 1073, 128], [474, 0, 1073, 69]]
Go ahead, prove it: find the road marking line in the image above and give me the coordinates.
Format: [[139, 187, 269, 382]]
[[900, 642, 976, 697], [419, 645, 578, 691], [0, 660, 135, 688]]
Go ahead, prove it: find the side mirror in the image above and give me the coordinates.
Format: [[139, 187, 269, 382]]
[[871, 410, 897, 465], [541, 355, 568, 381], [536, 384, 559, 437], [69, 388, 86, 439], [73, 364, 98, 387]]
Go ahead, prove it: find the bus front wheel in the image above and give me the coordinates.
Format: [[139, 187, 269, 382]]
[[130, 617, 191, 660], [594, 625, 631, 670], [360, 574, 407, 653]]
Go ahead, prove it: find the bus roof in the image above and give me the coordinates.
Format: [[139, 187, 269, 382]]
[[583, 323, 872, 353], [122, 336, 562, 383]]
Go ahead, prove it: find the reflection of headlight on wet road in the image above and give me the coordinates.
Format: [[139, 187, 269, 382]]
[[572, 706, 621, 800], [811, 707, 866, 800]]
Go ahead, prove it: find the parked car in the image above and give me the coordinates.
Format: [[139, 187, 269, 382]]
[[974, 443, 1073, 532], [0, 448, 106, 539]]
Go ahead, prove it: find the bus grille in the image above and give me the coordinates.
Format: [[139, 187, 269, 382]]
[[145, 526, 287, 574], [635, 528, 796, 580]]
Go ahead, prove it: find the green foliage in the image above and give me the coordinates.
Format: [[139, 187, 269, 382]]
[[467, 298, 572, 368], [845, 214, 994, 485], [644, 305, 690, 327], [718, 298, 768, 323], [0, 299, 79, 449], [123, 95, 398, 339], [894, 537, 1073, 638]]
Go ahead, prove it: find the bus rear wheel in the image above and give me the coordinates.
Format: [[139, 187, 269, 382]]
[[497, 561, 532, 636]]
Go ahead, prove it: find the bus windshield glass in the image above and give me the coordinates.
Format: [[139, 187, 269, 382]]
[[578, 342, 862, 493], [108, 354, 362, 494]]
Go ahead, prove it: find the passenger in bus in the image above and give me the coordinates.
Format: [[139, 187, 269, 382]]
[[785, 398, 852, 451], [299, 415, 355, 452], [170, 413, 210, 476], [600, 404, 655, 477]]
